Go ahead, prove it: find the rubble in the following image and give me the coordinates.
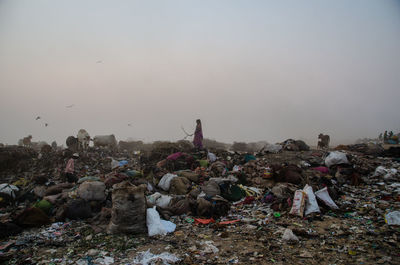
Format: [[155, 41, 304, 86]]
[[0, 142, 399, 264]]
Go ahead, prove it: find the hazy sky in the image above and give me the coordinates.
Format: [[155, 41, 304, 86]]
[[1, 0, 399, 146]]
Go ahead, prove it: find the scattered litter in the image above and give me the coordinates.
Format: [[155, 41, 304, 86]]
[[132, 249, 180, 265]]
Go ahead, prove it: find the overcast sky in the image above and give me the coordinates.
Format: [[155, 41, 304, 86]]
[[0, 0, 399, 146]]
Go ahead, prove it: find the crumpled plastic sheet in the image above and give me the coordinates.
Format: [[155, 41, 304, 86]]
[[132, 249, 180, 265], [385, 211, 400, 225]]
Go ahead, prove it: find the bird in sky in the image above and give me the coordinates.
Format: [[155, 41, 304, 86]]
[[44, 123, 48, 127], [128, 123, 133, 127], [35, 116, 41, 120], [66, 104, 74, 108], [96, 60, 102, 63]]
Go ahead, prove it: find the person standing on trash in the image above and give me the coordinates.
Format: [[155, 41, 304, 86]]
[[64, 153, 79, 183], [193, 119, 203, 149]]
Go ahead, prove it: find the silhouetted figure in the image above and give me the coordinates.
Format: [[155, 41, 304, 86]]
[[193, 119, 203, 149]]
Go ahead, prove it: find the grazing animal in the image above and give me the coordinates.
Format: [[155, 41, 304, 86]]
[[317, 134, 330, 149], [77, 129, 90, 150], [22, 135, 33, 147], [93, 135, 117, 149]]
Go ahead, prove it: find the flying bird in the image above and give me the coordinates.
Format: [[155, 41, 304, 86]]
[[66, 104, 75, 108], [35, 116, 41, 120], [128, 123, 133, 127], [44, 123, 48, 127], [96, 60, 102, 63]]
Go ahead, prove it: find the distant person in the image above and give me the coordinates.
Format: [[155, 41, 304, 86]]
[[65, 153, 79, 183], [193, 119, 203, 149]]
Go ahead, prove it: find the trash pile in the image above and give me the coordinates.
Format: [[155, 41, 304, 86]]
[[1, 143, 400, 264]]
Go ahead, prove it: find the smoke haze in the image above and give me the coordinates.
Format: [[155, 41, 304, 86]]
[[1, 0, 399, 146]]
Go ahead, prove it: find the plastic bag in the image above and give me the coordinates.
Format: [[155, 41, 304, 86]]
[[0, 184, 19, 199], [282, 228, 299, 242], [147, 192, 172, 209], [315, 187, 339, 209], [156, 195, 172, 209], [289, 190, 306, 217], [132, 249, 180, 265], [373, 166, 398, 180], [111, 158, 119, 170], [161, 220, 176, 233], [324, 151, 349, 167], [303, 184, 320, 215], [146, 206, 166, 236], [201, 241, 219, 254], [385, 211, 400, 225], [264, 143, 282, 153], [158, 174, 177, 191], [207, 152, 217, 162]]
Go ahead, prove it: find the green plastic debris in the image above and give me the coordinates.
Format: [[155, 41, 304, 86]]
[[185, 217, 195, 223], [273, 212, 281, 218], [34, 199, 52, 215], [199, 160, 208, 168], [126, 170, 143, 178]]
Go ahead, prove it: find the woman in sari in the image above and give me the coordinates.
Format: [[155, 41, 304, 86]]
[[193, 119, 203, 149]]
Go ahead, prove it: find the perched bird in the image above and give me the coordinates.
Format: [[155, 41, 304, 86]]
[[35, 116, 41, 120]]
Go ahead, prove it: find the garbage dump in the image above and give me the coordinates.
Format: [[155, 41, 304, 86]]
[[0, 142, 399, 264]]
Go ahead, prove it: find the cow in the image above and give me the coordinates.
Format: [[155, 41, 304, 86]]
[[317, 134, 330, 149], [93, 135, 117, 149], [22, 135, 33, 147], [77, 129, 90, 150], [30, 141, 49, 152], [66, 136, 79, 151]]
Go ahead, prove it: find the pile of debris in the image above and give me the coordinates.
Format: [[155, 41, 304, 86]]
[[0, 142, 399, 264]]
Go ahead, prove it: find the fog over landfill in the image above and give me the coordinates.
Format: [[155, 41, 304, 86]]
[[0, 0, 399, 147]]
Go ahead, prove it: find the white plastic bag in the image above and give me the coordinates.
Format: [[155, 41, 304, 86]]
[[303, 184, 320, 215], [324, 151, 349, 167], [315, 187, 339, 209], [282, 228, 299, 242], [373, 166, 398, 180], [146, 206, 166, 236], [132, 249, 180, 265], [0, 184, 19, 199], [201, 241, 219, 254], [207, 152, 217, 162], [264, 144, 282, 153], [146, 192, 172, 209], [111, 158, 120, 170], [385, 211, 400, 225], [161, 220, 176, 233], [157, 195, 172, 209], [158, 174, 177, 191]]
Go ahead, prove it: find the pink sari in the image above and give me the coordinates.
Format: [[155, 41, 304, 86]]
[[193, 124, 203, 148]]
